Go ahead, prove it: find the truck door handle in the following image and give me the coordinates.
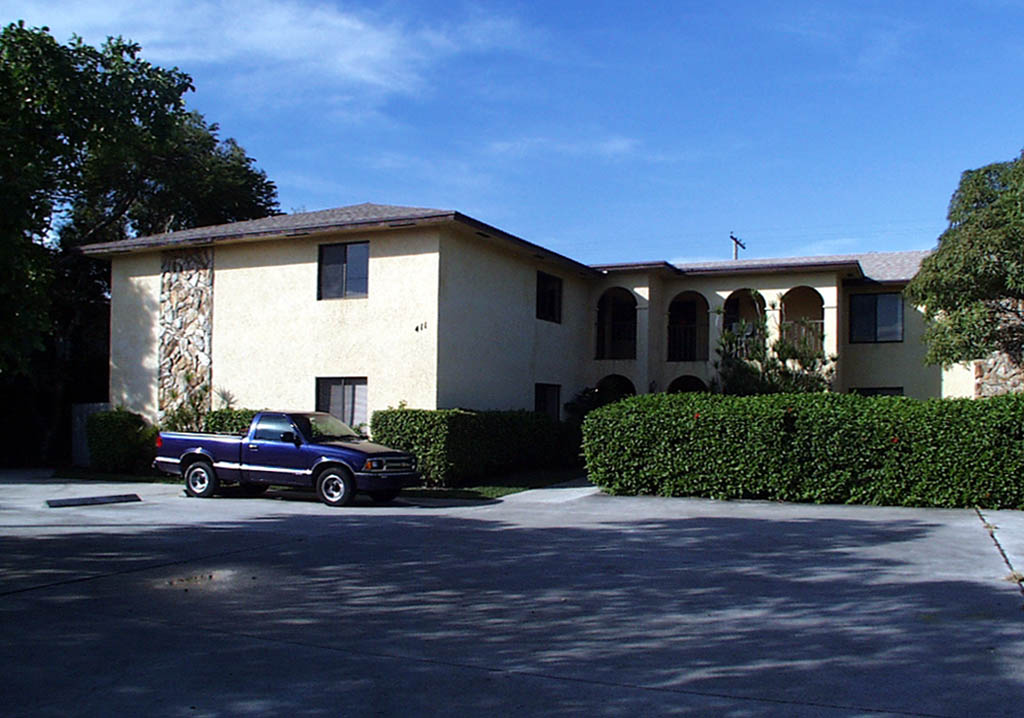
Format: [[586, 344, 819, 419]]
[[248, 445, 259, 451]]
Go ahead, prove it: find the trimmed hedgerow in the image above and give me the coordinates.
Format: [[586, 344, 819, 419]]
[[371, 408, 578, 487], [86, 408, 159, 474], [582, 392, 1024, 509], [202, 408, 260, 435]]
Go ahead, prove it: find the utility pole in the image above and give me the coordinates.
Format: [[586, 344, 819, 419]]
[[730, 232, 746, 260]]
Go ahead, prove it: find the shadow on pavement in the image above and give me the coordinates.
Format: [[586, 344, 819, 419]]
[[1, 511, 1021, 716]]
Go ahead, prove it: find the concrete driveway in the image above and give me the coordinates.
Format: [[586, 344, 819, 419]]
[[1, 470, 1022, 717]]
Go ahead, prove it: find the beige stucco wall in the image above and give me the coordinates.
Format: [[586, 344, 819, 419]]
[[435, 229, 590, 414], [210, 228, 441, 418], [109, 252, 162, 422], [941, 362, 975, 398]]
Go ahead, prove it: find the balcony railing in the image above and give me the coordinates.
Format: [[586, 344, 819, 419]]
[[780, 319, 825, 354], [667, 324, 709, 361]]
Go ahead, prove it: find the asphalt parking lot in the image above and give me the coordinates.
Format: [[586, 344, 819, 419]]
[[1, 470, 1023, 717]]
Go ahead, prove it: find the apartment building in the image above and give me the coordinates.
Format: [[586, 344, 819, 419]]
[[82, 203, 973, 427]]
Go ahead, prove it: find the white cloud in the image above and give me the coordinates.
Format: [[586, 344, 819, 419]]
[[487, 134, 643, 161], [772, 8, 918, 81], [2, 0, 536, 98]]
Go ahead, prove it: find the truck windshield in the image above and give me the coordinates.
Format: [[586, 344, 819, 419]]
[[291, 412, 361, 442]]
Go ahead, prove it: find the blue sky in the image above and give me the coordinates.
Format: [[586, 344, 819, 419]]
[[6, 0, 1024, 264]]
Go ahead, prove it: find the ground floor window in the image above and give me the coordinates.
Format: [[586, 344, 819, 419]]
[[316, 377, 368, 429], [534, 383, 561, 421]]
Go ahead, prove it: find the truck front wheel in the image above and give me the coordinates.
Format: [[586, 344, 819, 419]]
[[315, 468, 355, 507], [184, 461, 218, 498]]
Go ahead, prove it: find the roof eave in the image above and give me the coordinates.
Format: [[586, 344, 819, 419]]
[[451, 213, 599, 276], [590, 261, 682, 275], [79, 210, 459, 257], [680, 260, 864, 278]]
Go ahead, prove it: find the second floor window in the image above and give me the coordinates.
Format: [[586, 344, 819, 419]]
[[850, 293, 903, 343], [536, 271, 563, 323], [318, 242, 369, 299]]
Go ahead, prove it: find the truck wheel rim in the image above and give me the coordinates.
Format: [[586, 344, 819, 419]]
[[189, 470, 209, 493], [324, 476, 343, 501]]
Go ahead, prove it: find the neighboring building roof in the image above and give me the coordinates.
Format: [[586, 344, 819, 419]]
[[852, 250, 932, 282]]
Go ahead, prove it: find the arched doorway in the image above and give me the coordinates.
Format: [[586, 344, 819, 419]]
[[667, 375, 708, 393], [596, 288, 637, 359], [667, 291, 709, 361], [723, 289, 766, 358], [596, 374, 636, 402], [780, 286, 825, 354]]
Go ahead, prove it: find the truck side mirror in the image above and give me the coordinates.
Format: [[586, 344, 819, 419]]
[[280, 431, 300, 444]]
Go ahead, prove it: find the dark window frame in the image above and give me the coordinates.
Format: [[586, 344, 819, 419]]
[[318, 242, 369, 300], [849, 292, 903, 343], [536, 271, 563, 323]]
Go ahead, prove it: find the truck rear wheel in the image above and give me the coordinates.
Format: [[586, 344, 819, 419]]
[[184, 461, 218, 498], [315, 468, 355, 507]]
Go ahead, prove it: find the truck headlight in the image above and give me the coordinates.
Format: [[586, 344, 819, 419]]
[[363, 458, 385, 471]]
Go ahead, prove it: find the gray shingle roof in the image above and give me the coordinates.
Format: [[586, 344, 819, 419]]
[[80, 203, 454, 255], [80, 200, 932, 283], [672, 250, 931, 283]]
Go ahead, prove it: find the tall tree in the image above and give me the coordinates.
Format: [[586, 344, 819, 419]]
[[0, 21, 193, 374], [0, 22, 279, 463], [904, 151, 1024, 367]]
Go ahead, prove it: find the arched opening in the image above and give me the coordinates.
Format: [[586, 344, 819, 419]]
[[781, 286, 825, 354], [667, 291, 709, 361], [596, 374, 636, 402], [667, 375, 707, 393], [596, 288, 637, 359], [723, 289, 766, 357]]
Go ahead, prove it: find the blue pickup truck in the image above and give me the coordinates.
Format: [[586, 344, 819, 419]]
[[154, 411, 419, 506]]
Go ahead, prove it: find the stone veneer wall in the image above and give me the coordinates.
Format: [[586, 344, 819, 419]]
[[975, 352, 1024, 397], [159, 249, 213, 419]]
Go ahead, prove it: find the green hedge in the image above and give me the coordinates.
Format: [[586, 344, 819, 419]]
[[582, 392, 1024, 509], [202, 408, 260, 435], [371, 408, 578, 487], [86, 408, 159, 474]]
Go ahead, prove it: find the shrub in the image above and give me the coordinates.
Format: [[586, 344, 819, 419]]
[[582, 392, 1024, 509], [86, 408, 159, 474], [371, 408, 578, 487], [203, 408, 260, 435]]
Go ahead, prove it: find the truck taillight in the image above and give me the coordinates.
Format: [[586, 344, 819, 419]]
[[155, 434, 163, 449]]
